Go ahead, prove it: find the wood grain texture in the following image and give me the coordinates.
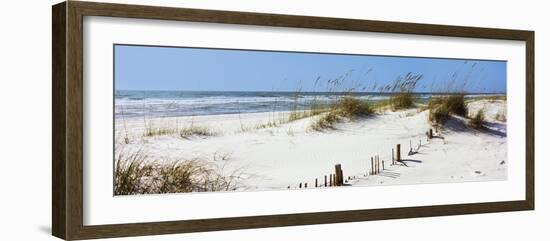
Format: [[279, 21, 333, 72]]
[[52, 2, 67, 239], [52, 1, 535, 240], [525, 32, 535, 209]]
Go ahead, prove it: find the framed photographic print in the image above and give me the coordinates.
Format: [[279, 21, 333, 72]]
[[52, 1, 534, 240]]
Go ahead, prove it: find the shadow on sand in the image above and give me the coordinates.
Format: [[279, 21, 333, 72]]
[[442, 115, 506, 138]]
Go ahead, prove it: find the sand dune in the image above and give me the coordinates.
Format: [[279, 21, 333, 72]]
[[115, 99, 507, 191]]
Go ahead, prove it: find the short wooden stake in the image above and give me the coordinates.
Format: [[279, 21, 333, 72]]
[[329, 174, 333, 186], [305, 182, 308, 188], [429, 129, 433, 139], [382, 161, 385, 170], [315, 178, 318, 187], [371, 157, 374, 175], [335, 164, 343, 186], [324, 175, 327, 187], [299, 183, 302, 189], [396, 144, 401, 162], [374, 156, 378, 174]]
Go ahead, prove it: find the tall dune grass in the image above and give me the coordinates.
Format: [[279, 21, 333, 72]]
[[311, 96, 373, 130], [114, 150, 242, 195], [387, 73, 423, 110], [428, 94, 468, 124], [469, 109, 485, 129]]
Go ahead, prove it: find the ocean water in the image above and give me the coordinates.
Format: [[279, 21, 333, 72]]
[[114, 90, 486, 119]]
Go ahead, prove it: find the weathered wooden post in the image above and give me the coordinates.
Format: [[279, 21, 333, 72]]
[[429, 129, 433, 139], [382, 161, 385, 170], [335, 164, 343, 186], [396, 144, 401, 162], [371, 157, 374, 175], [299, 183, 302, 188], [324, 175, 327, 187], [374, 156, 378, 174], [315, 178, 318, 188], [305, 182, 308, 188], [329, 174, 333, 186]]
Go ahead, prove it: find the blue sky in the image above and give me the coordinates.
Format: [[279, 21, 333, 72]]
[[114, 44, 506, 93]]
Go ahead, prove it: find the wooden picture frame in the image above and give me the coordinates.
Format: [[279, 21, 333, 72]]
[[52, 1, 534, 240]]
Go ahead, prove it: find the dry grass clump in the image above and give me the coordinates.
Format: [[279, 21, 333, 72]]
[[114, 150, 241, 195], [311, 112, 340, 131], [382, 72, 423, 110], [495, 110, 507, 122], [287, 100, 330, 123], [469, 109, 485, 129], [179, 126, 218, 139], [427, 94, 468, 124], [142, 119, 218, 139], [335, 97, 373, 118], [442, 94, 468, 117], [114, 151, 154, 195], [144, 127, 175, 137], [428, 105, 450, 124], [310, 96, 373, 131], [389, 92, 415, 110], [254, 120, 280, 130]]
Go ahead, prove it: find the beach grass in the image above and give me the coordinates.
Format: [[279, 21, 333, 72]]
[[427, 94, 468, 124], [428, 105, 450, 124], [114, 151, 154, 195], [442, 94, 468, 117], [469, 109, 485, 129], [335, 96, 374, 118], [389, 92, 416, 110], [311, 111, 341, 131], [495, 110, 507, 122], [311, 96, 373, 130], [143, 127, 175, 137], [114, 150, 241, 195], [179, 126, 218, 139]]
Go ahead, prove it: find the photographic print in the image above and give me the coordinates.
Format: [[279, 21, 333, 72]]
[[113, 44, 507, 195]]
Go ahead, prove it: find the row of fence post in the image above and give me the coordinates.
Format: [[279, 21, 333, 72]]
[[293, 163, 346, 189], [291, 129, 436, 189]]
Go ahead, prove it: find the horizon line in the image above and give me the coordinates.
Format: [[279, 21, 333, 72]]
[[114, 89, 506, 95]]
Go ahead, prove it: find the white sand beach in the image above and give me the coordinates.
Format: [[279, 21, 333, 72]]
[[115, 99, 507, 192]]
